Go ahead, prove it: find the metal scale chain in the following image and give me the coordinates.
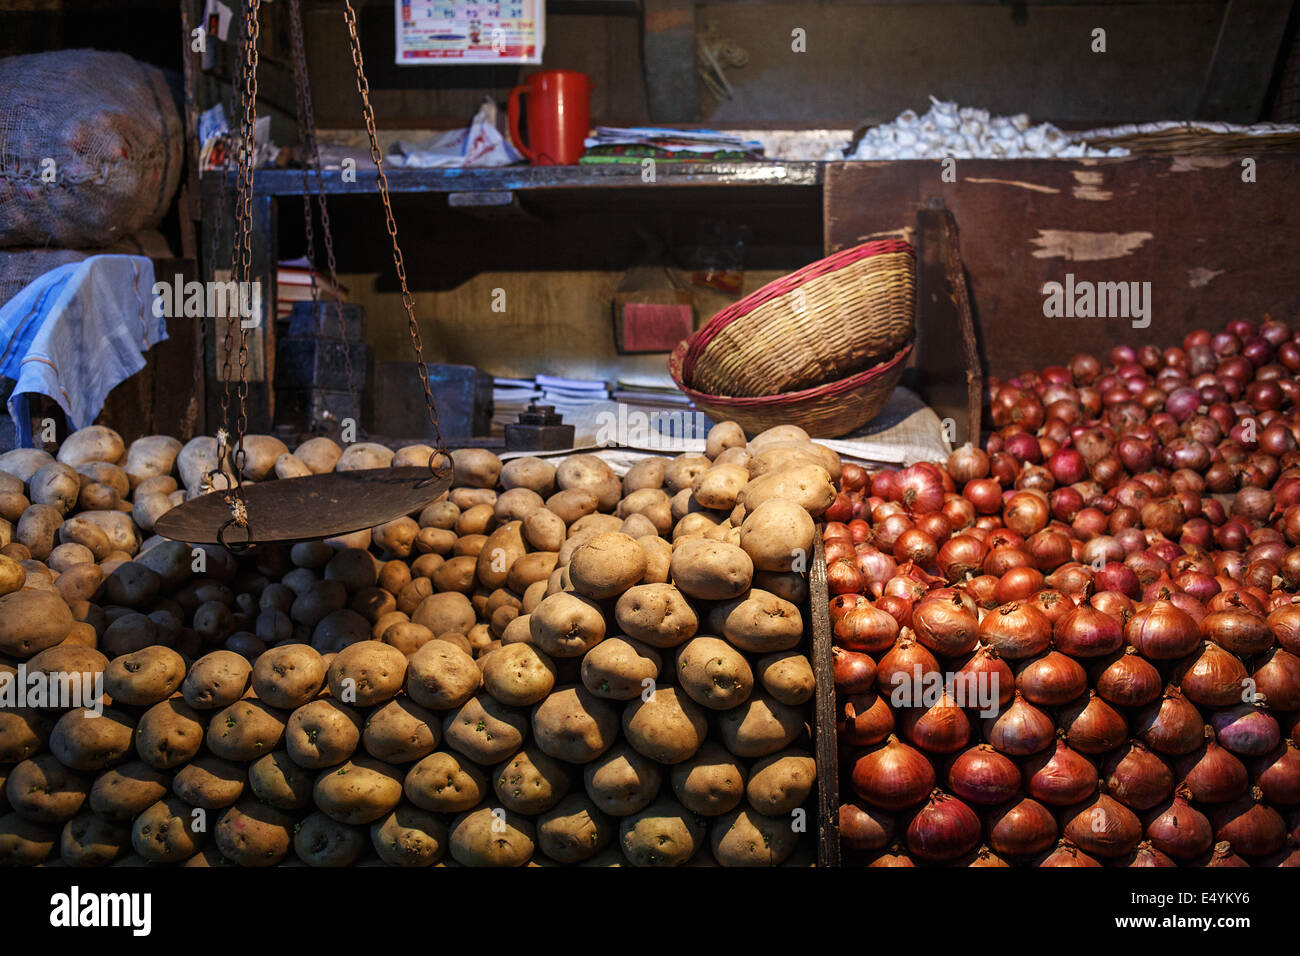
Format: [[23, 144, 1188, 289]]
[[287, 0, 358, 429], [342, 0, 449, 472], [212, 0, 262, 546]]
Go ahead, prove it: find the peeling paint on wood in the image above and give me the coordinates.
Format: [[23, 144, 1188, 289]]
[[1188, 266, 1225, 288], [1070, 170, 1113, 201], [1171, 156, 1237, 172], [964, 177, 1060, 194], [1030, 230, 1153, 261]]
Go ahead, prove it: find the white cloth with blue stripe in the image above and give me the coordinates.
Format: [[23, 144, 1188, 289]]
[[0, 255, 165, 446]]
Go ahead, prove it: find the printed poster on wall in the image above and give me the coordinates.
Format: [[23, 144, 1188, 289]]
[[395, 0, 545, 65]]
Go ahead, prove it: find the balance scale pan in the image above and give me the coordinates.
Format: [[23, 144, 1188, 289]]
[[153, 467, 454, 546]]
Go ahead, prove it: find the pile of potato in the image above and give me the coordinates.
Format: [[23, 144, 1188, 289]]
[[0, 420, 839, 866]]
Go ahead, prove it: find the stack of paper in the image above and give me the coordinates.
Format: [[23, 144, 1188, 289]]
[[276, 257, 347, 320], [581, 127, 763, 164]]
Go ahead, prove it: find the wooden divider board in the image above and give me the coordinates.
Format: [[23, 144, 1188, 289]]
[[809, 534, 840, 866], [825, 156, 1300, 381]]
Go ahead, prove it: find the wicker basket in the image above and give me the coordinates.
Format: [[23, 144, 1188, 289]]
[[669, 338, 912, 438], [683, 239, 915, 398]]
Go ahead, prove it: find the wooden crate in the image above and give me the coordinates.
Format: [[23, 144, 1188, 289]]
[[809, 535, 841, 866]]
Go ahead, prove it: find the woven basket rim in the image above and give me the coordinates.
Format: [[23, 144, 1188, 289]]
[[670, 338, 913, 408], [683, 239, 915, 380]]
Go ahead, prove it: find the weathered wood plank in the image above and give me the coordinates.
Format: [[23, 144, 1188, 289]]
[[826, 156, 1300, 380]]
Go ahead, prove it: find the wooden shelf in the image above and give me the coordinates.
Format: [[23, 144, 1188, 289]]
[[200, 161, 825, 198]]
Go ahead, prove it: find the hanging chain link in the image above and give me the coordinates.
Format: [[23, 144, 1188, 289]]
[[214, 0, 262, 543], [341, 0, 448, 471], [288, 0, 357, 432]]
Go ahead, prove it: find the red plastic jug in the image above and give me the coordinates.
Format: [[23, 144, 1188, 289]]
[[507, 70, 592, 166]]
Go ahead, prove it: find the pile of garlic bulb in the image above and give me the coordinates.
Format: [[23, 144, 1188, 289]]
[[846, 96, 1127, 160]]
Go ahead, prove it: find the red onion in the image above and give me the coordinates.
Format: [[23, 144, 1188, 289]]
[[1023, 737, 1099, 806], [955, 647, 1014, 708], [1062, 788, 1142, 858], [874, 594, 914, 630], [1125, 599, 1201, 659], [1060, 691, 1128, 754], [1176, 641, 1250, 707], [1213, 787, 1286, 858], [1093, 648, 1163, 708], [834, 604, 899, 654], [1176, 726, 1250, 803], [1206, 841, 1250, 867], [1254, 741, 1300, 805], [832, 646, 877, 695], [868, 844, 917, 867], [1134, 685, 1205, 755], [988, 797, 1058, 857], [900, 689, 971, 755], [838, 692, 895, 746], [1103, 740, 1174, 810], [993, 566, 1044, 603], [1145, 787, 1213, 860], [839, 800, 895, 852], [1211, 700, 1281, 756], [946, 444, 989, 483], [911, 592, 979, 657], [965, 846, 1012, 867], [906, 790, 981, 862], [978, 602, 1052, 659], [894, 464, 945, 515], [983, 691, 1055, 756], [1015, 651, 1087, 706], [1038, 839, 1103, 867], [826, 557, 865, 595], [963, 478, 1003, 515], [1253, 648, 1300, 710], [1121, 841, 1178, 867], [851, 735, 936, 810], [947, 744, 1021, 805], [1053, 601, 1124, 658]]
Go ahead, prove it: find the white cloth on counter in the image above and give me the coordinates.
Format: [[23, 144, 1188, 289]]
[[0, 254, 166, 443]]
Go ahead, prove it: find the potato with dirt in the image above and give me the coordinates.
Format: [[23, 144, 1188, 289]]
[[362, 698, 441, 764], [0, 588, 73, 658], [622, 687, 707, 764], [172, 755, 246, 808], [406, 639, 480, 710], [481, 643, 557, 707], [205, 700, 287, 761], [135, 699, 206, 770], [89, 761, 171, 822], [4, 754, 90, 823], [251, 643, 326, 709], [60, 811, 129, 866], [494, 746, 571, 814], [294, 811, 366, 867], [449, 804, 535, 866], [708, 589, 804, 653], [670, 538, 753, 601], [532, 685, 618, 764], [442, 695, 528, 765], [716, 691, 806, 758], [619, 797, 705, 866], [101, 646, 186, 707], [529, 591, 606, 658], [247, 750, 313, 810], [567, 532, 647, 599], [132, 796, 205, 863], [50, 708, 135, 771], [327, 640, 407, 707], [215, 798, 296, 867], [675, 637, 754, 711], [370, 804, 448, 867], [404, 751, 489, 814], [711, 807, 799, 866], [671, 741, 747, 816], [285, 699, 363, 769], [313, 755, 404, 825], [614, 583, 697, 648], [581, 637, 661, 701], [182, 650, 252, 710]]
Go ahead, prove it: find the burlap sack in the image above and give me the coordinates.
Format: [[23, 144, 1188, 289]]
[[0, 49, 182, 247]]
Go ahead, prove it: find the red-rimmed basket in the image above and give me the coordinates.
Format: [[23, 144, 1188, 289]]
[[683, 239, 915, 398], [669, 338, 912, 438]]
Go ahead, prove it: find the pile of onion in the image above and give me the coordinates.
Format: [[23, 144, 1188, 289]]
[[829, 318, 1300, 867]]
